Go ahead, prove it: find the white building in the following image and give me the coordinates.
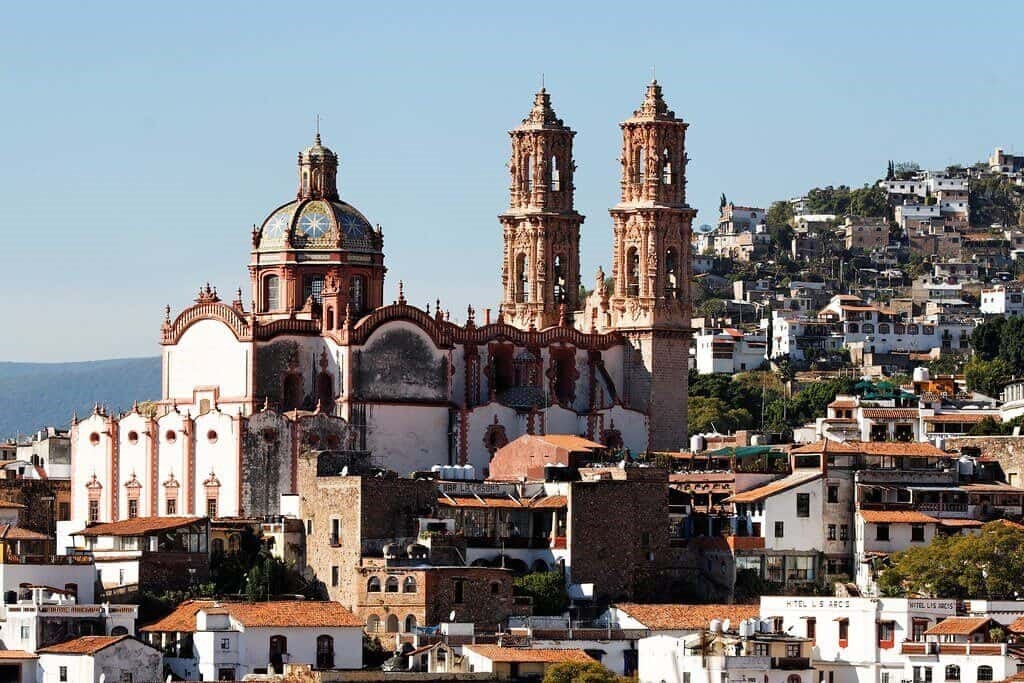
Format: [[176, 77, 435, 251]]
[[694, 328, 767, 374], [141, 599, 363, 679], [1, 586, 138, 655], [460, 645, 596, 679], [900, 617, 1020, 683], [759, 595, 958, 683], [36, 634, 162, 683], [981, 282, 1024, 316]]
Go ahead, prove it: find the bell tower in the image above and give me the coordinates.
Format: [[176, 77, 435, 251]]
[[609, 80, 695, 450], [499, 89, 584, 329]]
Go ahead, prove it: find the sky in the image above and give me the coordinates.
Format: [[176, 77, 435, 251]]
[[1, 1, 1021, 361]]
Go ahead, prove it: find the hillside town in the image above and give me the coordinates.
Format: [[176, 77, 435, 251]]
[[7, 82, 1024, 683]]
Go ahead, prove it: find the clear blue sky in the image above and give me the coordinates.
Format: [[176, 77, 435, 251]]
[[2, 1, 1020, 361]]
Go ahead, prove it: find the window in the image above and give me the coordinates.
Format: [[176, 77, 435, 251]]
[[20, 625, 29, 639], [454, 578, 465, 604], [404, 615, 417, 633], [265, 275, 281, 311], [514, 254, 528, 303], [330, 518, 340, 546], [911, 525, 925, 542], [386, 614, 399, 633], [665, 248, 679, 299], [978, 666, 993, 682], [59, 667, 68, 682], [128, 499, 138, 519], [403, 576, 417, 593], [207, 498, 218, 518], [316, 635, 334, 669], [349, 276, 365, 314], [367, 576, 381, 593], [945, 665, 960, 681], [786, 643, 801, 657], [838, 619, 849, 646], [385, 576, 399, 593], [304, 276, 325, 305], [827, 485, 839, 504], [774, 521, 785, 538], [839, 525, 849, 541], [876, 524, 890, 541], [796, 493, 810, 518], [752, 642, 769, 657], [365, 614, 380, 632], [806, 617, 816, 640], [878, 621, 895, 648], [490, 581, 501, 595], [166, 498, 177, 515], [913, 666, 933, 683], [220, 637, 231, 651], [88, 499, 99, 523], [58, 502, 70, 521], [331, 566, 339, 587], [827, 525, 837, 541], [787, 676, 801, 683], [552, 254, 566, 304], [626, 247, 640, 296]]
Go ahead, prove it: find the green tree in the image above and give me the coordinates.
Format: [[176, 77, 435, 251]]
[[999, 316, 1024, 374], [971, 317, 1006, 362], [970, 175, 1023, 227], [765, 201, 795, 252], [879, 522, 1024, 599], [543, 661, 622, 683], [514, 572, 568, 616], [964, 357, 1012, 398], [848, 184, 888, 217]]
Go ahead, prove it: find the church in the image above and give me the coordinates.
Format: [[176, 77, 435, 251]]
[[69, 81, 695, 524]]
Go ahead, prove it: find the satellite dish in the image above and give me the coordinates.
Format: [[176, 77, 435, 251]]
[[449, 610, 457, 622]]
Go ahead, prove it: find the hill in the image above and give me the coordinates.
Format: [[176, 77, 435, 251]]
[[0, 357, 161, 439]]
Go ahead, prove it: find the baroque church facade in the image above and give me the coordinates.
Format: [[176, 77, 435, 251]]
[[69, 81, 695, 524]]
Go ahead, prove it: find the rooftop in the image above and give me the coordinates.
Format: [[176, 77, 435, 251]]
[[859, 510, 939, 524], [924, 617, 993, 636], [728, 472, 822, 504], [141, 599, 362, 632], [37, 635, 139, 655], [74, 516, 205, 537], [462, 645, 595, 664], [615, 603, 760, 631]]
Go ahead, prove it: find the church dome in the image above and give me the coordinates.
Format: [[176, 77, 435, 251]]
[[257, 198, 380, 253], [254, 133, 382, 254]]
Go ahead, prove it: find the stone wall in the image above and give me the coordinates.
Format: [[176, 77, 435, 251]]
[[0, 478, 71, 534], [946, 436, 1024, 485]]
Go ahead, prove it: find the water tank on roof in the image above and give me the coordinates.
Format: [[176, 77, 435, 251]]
[[760, 619, 772, 633], [958, 455, 975, 477], [914, 367, 931, 383], [462, 465, 475, 480], [738, 619, 752, 638], [709, 619, 722, 633], [750, 434, 768, 446], [431, 465, 443, 477], [690, 435, 706, 453], [440, 465, 456, 481], [722, 619, 731, 633]]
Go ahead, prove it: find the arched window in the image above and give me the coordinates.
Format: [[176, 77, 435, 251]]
[[634, 147, 645, 184], [365, 614, 380, 632], [316, 635, 334, 669], [526, 154, 534, 192], [404, 615, 417, 633], [550, 156, 560, 191], [665, 248, 679, 299], [265, 275, 281, 312], [211, 538, 225, 556], [326, 307, 335, 329], [878, 323, 891, 334], [626, 247, 640, 296], [385, 576, 399, 593], [553, 254, 566, 304], [490, 581, 502, 595], [978, 666, 993, 681], [228, 534, 240, 554], [661, 147, 672, 185], [787, 676, 801, 683], [515, 253, 528, 303], [403, 576, 417, 593], [386, 614, 400, 633], [316, 372, 333, 412], [847, 323, 859, 333], [945, 665, 960, 681], [269, 635, 287, 675], [367, 576, 381, 593], [348, 276, 365, 316], [862, 323, 874, 334]]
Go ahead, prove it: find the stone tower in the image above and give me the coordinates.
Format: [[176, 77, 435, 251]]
[[609, 81, 695, 450], [499, 89, 584, 330]]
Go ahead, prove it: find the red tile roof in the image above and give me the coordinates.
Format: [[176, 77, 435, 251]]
[[615, 603, 760, 631], [925, 414, 1000, 423], [859, 510, 938, 524], [462, 645, 595, 664], [74, 516, 204, 537], [1008, 616, 1024, 633], [534, 435, 606, 451], [0, 651, 36, 660], [861, 409, 919, 420], [790, 441, 946, 457], [924, 617, 993, 636], [37, 635, 142, 655], [939, 519, 984, 528], [727, 472, 821, 504], [0, 524, 50, 541], [141, 600, 362, 632]]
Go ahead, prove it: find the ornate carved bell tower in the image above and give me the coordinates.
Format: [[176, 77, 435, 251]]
[[499, 89, 584, 330], [609, 81, 695, 450]]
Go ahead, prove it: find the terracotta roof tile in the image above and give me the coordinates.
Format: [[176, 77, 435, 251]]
[[924, 617, 993, 636], [0, 524, 50, 541], [141, 600, 362, 632], [858, 510, 938, 524], [727, 472, 821, 504], [0, 651, 36, 659], [790, 441, 946, 457], [534, 435, 606, 451], [615, 603, 760, 631], [1008, 616, 1024, 633], [939, 519, 984, 528], [37, 635, 142, 655], [74, 516, 205, 537], [462, 645, 595, 664], [862, 409, 919, 420], [925, 414, 1000, 423]]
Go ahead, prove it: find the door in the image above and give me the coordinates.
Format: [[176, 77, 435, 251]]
[[269, 635, 287, 674]]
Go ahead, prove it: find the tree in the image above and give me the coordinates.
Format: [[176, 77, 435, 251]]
[[879, 522, 1024, 599], [720, 193, 728, 211], [999, 316, 1024, 374], [970, 175, 1022, 227], [847, 184, 888, 218], [543, 661, 622, 683], [696, 298, 726, 320], [964, 357, 1012, 398], [971, 317, 1006, 361], [514, 572, 567, 616], [765, 200, 795, 253]]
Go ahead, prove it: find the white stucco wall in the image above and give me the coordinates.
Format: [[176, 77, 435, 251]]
[[165, 319, 252, 412]]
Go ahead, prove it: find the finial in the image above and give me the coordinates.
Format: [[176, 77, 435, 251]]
[[436, 298, 441, 313], [132, 400, 139, 413], [314, 113, 321, 145], [93, 402, 100, 416], [540, 72, 545, 93], [263, 396, 270, 411], [164, 305, 171, 324], [445, 309, 450, 322], [398, 280, 406, 305], [651, 65, 657, 85], [467, 304, 475, 324], [558, 304, 567, 327], [71, 410, 78, 425], [426, 302, 431, 315]]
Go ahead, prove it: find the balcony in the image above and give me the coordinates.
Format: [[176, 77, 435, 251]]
[[900, 641, 1006, 656]]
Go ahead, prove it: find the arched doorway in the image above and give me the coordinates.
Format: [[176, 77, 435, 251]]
[[269, 635, 287, 674]]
